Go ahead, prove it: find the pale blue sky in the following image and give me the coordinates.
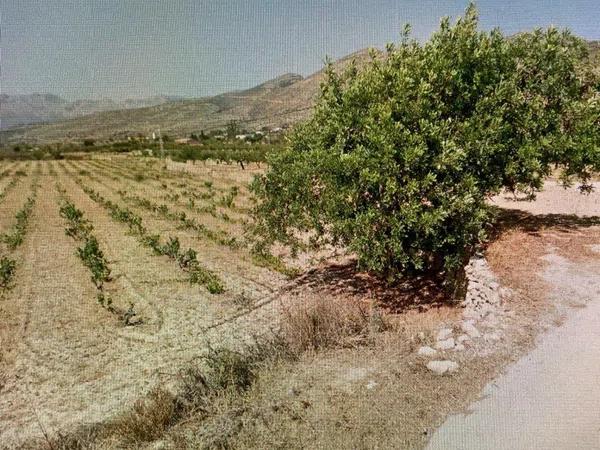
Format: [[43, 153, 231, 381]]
[[2, 0, 599, 100]]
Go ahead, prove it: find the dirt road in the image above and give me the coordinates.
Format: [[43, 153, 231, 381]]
[[428, 183, 600, 450]]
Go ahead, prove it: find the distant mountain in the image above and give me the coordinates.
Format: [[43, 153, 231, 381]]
[[0, 94, 184, 130], [0, 49, 372, 145]]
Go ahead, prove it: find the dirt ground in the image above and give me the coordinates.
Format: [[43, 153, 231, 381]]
[[0, 159, 288, 445], [0, 158, 598, 449]]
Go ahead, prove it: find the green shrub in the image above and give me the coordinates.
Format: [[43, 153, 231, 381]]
[[3, 195, 36, 250], [0, 256, 16, 288], [160, 236, 181, 258], [177, 247, 198, 269], [77, 236, 111, 288], [251, 5, 600, 297], [143, 234, 162, 254], [60, 201, 93, 238]]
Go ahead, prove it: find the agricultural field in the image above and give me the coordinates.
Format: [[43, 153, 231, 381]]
[[0, 156, 304, 445], [0, 155, 598, 449]]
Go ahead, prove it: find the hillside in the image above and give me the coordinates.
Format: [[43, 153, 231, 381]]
[[2, 40, 597, 146], [0, 94, 183, 131], [0, 50, 373, 145]]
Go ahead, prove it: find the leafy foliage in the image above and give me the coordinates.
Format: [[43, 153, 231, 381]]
[[60, 201, 93, 238], [77, 236, 112, 288], [3, 196, 36, 250], [59, 199, 112, 290], [252, 5, 599, 295], [0, 256, 16, 289]]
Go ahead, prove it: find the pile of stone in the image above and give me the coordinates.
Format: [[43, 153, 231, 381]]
[[418, 256, 513, 375]]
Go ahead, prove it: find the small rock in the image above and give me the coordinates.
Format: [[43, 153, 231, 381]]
[[427, 360, 459, 375], [484, 332, 502, 341], [461, 321, 481, 338], [436, 337, 456, 350], [463, 308, 482, 319], [456, 334, 470, 344], [287, 387, 300, 396], [454, 344, 465, 351], [417, 346, 437, 357], [366, 380, 378, 390], [417, 331, 426, 341], [437, 328, 453, 340], [483, 314, 499, 327]]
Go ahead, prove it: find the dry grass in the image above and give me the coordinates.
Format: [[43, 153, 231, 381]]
[[14, 296, 393, 449], [280, 295, 387, 354], [110, 388, 177, 445]]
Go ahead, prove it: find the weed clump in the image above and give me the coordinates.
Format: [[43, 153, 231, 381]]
[[281, 296, 387, 353], [113, 388, 177, 444], [0, 256, 16, 289]]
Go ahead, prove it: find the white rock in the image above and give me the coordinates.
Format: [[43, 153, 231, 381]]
[[485, 332, 502, 341], [483, 314, 499, 327], [366, 380, 378, 390], [454, 344, 465, 351], [427, 360, 459, 375], [463, 308, 482, 320], [417, 346, 437, 357], [461, 321, 481, 338], [436, 337, 456, 350], [457, 334, 470, 344], [437, 328, 453, 341]]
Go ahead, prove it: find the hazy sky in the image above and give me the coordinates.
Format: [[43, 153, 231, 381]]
[[2, 0, 599, 100]]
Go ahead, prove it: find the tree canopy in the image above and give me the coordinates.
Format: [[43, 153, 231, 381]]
[[251, 5, 600, 296]]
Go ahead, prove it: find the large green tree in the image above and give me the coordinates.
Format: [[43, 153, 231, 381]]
[[251, 5, 599, 297]]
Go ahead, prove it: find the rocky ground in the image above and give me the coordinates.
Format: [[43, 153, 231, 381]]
[[418, 256, 513, 376]]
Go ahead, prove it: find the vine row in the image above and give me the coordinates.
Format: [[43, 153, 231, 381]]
[[74, 180, 225, 294]]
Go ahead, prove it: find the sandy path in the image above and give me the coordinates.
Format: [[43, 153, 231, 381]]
[[491, 180, 600, 216]]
